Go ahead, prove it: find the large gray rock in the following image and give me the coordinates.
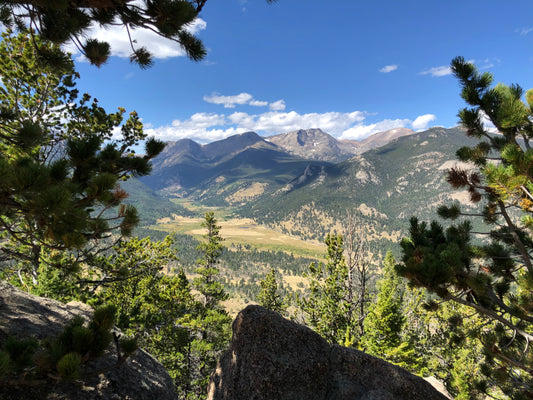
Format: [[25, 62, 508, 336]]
[[208, 305, 450, 400], [0, 281, 177, 400]]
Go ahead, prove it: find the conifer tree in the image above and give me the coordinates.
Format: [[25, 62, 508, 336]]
[[0, 32, 165, 285], [363, 251, 407, 362], [258, 268, 286, 314], [96, 234, 231, 399], [194, 212, 228, 308], [397, 57, 533, 397], [298, 234, 358, 346], [189, 212, 230, 398], [1, 0, 277, 68]]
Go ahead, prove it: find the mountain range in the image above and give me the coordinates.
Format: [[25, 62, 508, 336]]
[[266, 127, 415, 162], [142, 127, 417, 202], [132, 126, 477, 255]]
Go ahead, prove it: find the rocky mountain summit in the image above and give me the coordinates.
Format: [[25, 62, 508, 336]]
[[208, 305, 451, 400], [267, 128, 358, 163], [266, 127, 416, 163], [0, 281, 177, 400]]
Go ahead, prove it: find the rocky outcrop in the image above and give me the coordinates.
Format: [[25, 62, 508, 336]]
[[208, 305, 450, 400], [267, 128, 358, 163], [0, 281, 177, 400]]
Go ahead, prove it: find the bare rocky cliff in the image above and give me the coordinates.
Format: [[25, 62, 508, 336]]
[[0, 281, 177, 400], [208, 305, 451, 400]]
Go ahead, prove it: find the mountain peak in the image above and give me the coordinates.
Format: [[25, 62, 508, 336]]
[[266, 128, 353, 163], [203, 131, 267, 160]]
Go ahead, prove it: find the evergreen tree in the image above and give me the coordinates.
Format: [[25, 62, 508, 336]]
[[1, 0, 276, 67], [189, 212, 231, 398], [194, 212, 228, 308], [363, 251, 408, 364], [298, 234, 358, 346], [399, 284, 488, 399], [397, 57, 533, 397], [0, 32, 165, 286], [98, 234, 230, 399], [257, 268, 286, 314]]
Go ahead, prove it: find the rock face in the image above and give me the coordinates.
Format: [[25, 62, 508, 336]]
[[0, 281, 177, 400], [267, 128, 358, 163], [208, 305, 450, 400]]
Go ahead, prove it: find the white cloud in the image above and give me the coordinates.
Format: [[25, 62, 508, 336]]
[[203, 92, 254, 108], [250, 100, 269, 107], [419, 58, 499, 78], [145, 112, 237, 142], [269, 100, 286, 111], [203, 92, 273, 108], [65, 16, 207, 61], [520, 27, 533, 36], [340, 119, 411, 140], [478, 58, 500, 70], [412, 114, 437, 130], [420, 65, 452, 77], [185, 112, 226, 128], [245, 110, 366, 134], [379, 65, 398, 73], [339, 114, 437, 140], [145, 91, 438, 143]]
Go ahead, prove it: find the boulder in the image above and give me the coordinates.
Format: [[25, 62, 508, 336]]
[[0, 281, 177, 400], [208, 305, 450, 400]]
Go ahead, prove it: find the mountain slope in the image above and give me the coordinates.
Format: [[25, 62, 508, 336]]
[[141, 131, 330, 205], [354, 127, 416, 153], [134, 126, 477, 256], [237, 127, 477, 253]]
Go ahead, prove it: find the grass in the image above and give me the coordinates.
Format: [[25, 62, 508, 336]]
[[147, 201, 325, 259]]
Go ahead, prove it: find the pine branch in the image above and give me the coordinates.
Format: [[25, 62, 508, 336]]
[[497, 199, 533, 274]]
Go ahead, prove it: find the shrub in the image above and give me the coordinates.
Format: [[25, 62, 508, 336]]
[[56, 352, 82, 381]]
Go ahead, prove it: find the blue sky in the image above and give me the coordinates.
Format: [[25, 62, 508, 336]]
[[71, 0, 533, 143]]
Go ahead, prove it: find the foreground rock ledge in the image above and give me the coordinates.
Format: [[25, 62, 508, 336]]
[[0, 281, 177, 400], [208, 305, 450, 400]]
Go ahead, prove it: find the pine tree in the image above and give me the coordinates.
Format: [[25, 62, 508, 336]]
[[188, 212, 231, 398], [0, 32, 165, 286], [363, 251, 407, 362], [1, 0, 276, 68], [298, 234, 358, 346], [258, 268, 286, 314], [194, 212, 228, 308], [397, 57, 533, 397], [97, 234, 231, 399]]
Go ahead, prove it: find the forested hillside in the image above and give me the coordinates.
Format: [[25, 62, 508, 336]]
[[134, 126, 479, 259], [239, 127, 478, 247]]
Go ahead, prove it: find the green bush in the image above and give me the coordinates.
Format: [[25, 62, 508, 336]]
[[1, 303, 120, 381], [119, 337, 138, 357], [71, 325, 94, 355], [91, 304, 117, 331], [3, 337, 38, 372], [56, 352, 82, 381]]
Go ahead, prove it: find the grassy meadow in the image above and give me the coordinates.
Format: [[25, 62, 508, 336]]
[[148, 199, 326, 260]]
